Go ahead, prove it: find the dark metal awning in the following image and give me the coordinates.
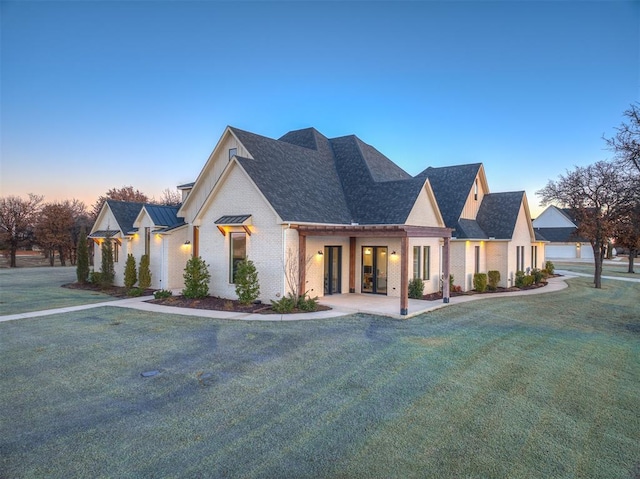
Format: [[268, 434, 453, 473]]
[[214, 215, 252, 236]]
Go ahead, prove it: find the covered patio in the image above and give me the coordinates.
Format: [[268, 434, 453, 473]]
[[295, 224, 452, 316]]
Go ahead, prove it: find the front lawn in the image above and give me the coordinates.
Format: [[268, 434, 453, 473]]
[[1, 277, 638, 478], [0, 267, 115, 315]]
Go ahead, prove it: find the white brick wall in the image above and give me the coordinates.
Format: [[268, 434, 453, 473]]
[[198, 164, 285, 302]]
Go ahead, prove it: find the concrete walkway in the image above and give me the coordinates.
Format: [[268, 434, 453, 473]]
[[0, 275, 577, 323], [555, 269, 640, 283]]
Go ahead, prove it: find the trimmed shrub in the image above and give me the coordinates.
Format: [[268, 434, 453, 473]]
[[488, 270, 501, 291], [523, 275, 535, 287], [154, 289, 173, 299], [473, 273, 488, 293], [76, 227, 89, 284], [545, 260, 555, 275], [271, 294, 296, 313], [127, 287, 143, 297], [515, 270, 525, 288], [124, 254, 137, 289], [100, 240, 115, 287], [182, 256, 210, 299], [138, 254, 151, 289], [234, 259, 260, 305], [531, 268, 544, 284], [408, 277, 425, 299], [297, 293, 319, 312], [89, 271, 102, 285]]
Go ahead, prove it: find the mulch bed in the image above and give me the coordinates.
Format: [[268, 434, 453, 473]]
[[422, 281, 549, 301], [62, 282, 155, 299], [63, 282, 330, 314]]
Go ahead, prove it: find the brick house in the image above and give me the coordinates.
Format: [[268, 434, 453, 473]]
[[91, 126, 544, 315]]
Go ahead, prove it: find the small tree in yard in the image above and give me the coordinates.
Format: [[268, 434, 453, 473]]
[[138, 254, 151, 289], [182, 256, 210, 299], [235, 259, 260, 305], [76, 226, 90, 284], [100, 238, 115, 287], [124, 254, 137, 289]]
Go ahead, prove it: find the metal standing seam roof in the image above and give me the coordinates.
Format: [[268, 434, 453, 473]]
[[215, 215, 252, 224]]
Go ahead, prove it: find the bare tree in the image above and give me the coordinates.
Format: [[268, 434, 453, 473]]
[[283, 247, 314, 303], [158, 188, 181, 206], [36, 201, 77, 266], [91, 186, 149, 219], [604, 102, 640, 173], [0, 194, 44, 267], [538, 161, 634, 288]]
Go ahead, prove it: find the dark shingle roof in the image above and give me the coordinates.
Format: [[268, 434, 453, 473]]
[[417, 164, 482, 229], [476, 191, 525, 239], [106, 200, 147, 234], [231, 126, 423, 225], [232, 127, 353, 223], [456, 219, 489, 239]]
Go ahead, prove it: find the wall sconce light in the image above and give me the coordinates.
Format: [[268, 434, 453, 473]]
[[317, 250, 323, 255], [391, 251, 397, 255], [364, 248, 371, 255], [184, 240, 191, 245]]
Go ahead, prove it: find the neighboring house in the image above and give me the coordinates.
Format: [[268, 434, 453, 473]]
[[90, 201, 187, 289], [533, 205, 593, 260], [417, 164, 546, 290], [91, 126, 543, 315]]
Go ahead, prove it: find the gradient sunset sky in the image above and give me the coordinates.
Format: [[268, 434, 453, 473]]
[[1, 1, 638, 217]]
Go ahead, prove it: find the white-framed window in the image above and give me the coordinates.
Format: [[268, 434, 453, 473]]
[[229, 232, 246, 283], [412, 246, 421, 279], [422, 246, 430, 280], [229, 148, 237, 161]]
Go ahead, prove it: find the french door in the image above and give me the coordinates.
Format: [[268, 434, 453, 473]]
[[362, 246, 388, 294], [324, 246, 342, 295]]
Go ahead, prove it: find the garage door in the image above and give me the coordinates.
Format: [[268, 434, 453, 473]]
[[545, 245, 576, 259]]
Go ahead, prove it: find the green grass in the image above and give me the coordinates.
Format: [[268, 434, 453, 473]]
[[0, 267, 115, 315], [0, 277, 639, 478], [555, 259, 640, 279]]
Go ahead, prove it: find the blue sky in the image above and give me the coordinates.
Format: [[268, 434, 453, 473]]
[[2, 1, 638, 216]]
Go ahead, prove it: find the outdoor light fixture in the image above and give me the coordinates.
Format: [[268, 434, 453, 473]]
[[391, 251, 397, 255], [317, 250, 323, 255], [184, 240, 191, 245]]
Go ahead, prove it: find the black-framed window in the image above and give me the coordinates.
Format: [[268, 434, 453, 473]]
[[423, 246, 430, 280], [531, 245, 538, 269], [144, 227, 150, 256], [412, 246, 421, 279], [113, 241, 119, 263], [475, 245, 480, 274], [229, 232, 246, 283], [474, 178, 479, 200]]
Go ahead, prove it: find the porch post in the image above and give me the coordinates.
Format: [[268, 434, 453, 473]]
[[298, 233, 306, 297], [400, 235, 409, 315], [442, 236, 450, 303], [349, 237, 356, 293]]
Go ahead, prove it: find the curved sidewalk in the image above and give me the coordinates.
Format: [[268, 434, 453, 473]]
[[1, 275, 575, 323]]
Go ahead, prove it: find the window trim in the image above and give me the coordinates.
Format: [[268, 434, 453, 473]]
[[229, 231, 246, 283], [229, 148, 238, 161], [412, 246, 421, 279], [422, 246, 430, 280]]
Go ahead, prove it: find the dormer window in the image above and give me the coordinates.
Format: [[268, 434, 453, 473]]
[[229, 148, 237, 161], [474, 179, 479, 201]]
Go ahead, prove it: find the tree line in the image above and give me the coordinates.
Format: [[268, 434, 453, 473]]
[[538, 102, 640, 286], [0, 186, 181, 268]]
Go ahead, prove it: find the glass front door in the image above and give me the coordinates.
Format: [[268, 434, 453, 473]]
[[362, 246, 387, 294], [324, 246, 341, 295]]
